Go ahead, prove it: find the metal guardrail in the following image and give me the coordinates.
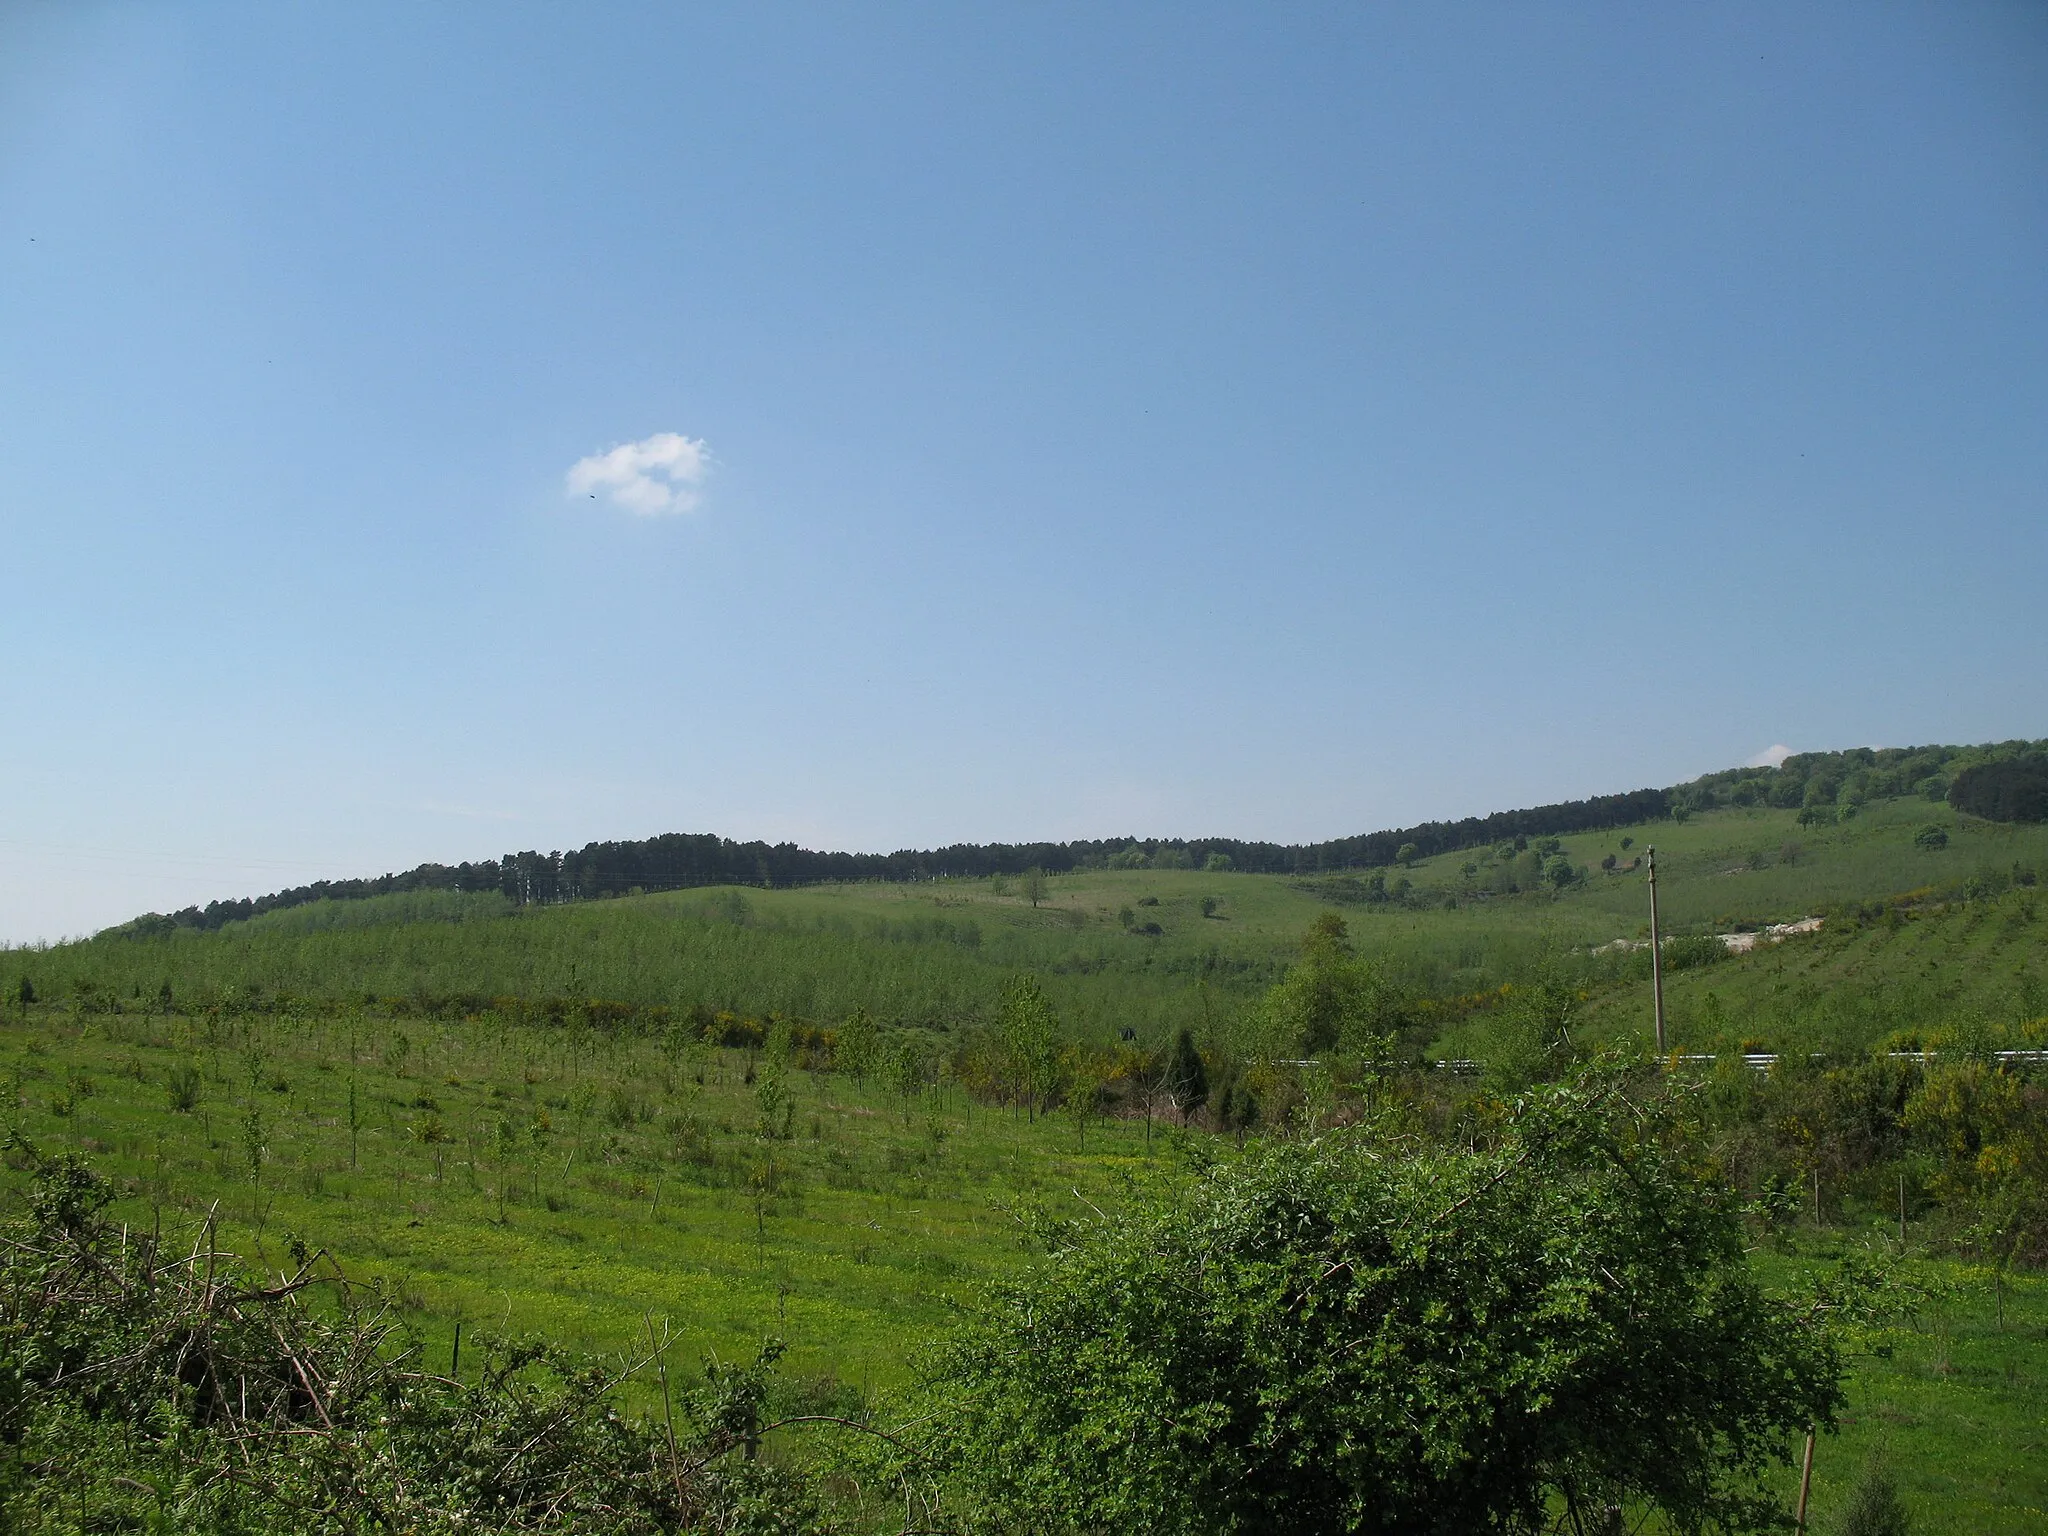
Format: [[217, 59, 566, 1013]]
[[1430, 1050, 2048, 1077]]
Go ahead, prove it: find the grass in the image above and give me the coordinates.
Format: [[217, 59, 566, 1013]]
[[3, 793, 2045, 1524], [4, 998, 2043, 1529], [1766, 1252, 2048, 1534], [21, 800, 2045, 1054], [0, 999, 1179, 1409]]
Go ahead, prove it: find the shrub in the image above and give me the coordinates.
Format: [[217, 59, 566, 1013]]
[[921, 1067, 1846, 1535], [1913, 824, 1949, 851], [1835, 1464, 1911, 1536], [0, 1140, 832, 1533], [1663, 933, 1730, 971], [165, 1063, 202, 1113]]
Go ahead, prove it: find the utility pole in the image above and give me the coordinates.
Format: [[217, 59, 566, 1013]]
[[1647, 844, 1667, 1054]]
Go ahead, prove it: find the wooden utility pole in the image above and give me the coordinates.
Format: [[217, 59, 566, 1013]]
[[1647, 845, 1667, 1054]]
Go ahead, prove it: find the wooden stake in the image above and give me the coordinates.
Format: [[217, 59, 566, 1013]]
[[1794, 1428, 1815, 1531], [1647, 846, 1667, 1054]]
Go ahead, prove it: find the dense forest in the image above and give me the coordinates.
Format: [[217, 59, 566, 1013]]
[[129, 740, 2045, 935]]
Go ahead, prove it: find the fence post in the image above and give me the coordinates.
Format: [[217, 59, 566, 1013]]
[[1794, 1428, 1816, 1530]]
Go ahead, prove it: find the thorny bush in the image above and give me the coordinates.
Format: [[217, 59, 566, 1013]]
[[0, 1135, 835, 1534]]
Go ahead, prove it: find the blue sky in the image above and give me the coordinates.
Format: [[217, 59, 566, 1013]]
[[2, 3, 2044, 941]]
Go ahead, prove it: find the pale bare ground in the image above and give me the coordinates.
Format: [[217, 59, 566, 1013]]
[[1590, 916, 1823, 956]]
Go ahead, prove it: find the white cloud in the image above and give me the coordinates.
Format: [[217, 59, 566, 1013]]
[[566, 432, 710, 516], [1745, 744, 1793, 769]]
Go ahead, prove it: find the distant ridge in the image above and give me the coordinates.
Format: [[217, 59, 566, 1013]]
[[109, 740, 2043, 936]]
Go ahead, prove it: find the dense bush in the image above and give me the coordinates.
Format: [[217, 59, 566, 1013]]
[[919, 1067, 1848, 1535], [0, 1140, 833, 1534], [1662, 933, 1730, 972]]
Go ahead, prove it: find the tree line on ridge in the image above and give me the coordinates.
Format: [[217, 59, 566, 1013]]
[[122, 740, 2045, 936]]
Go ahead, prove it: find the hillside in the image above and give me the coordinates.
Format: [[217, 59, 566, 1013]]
[[4, 763, 2046, 1531], [29, 788, 2048, 1058], [112, 739, 2048, 934]]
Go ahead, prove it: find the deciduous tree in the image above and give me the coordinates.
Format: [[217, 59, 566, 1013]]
[[1164, 1028, 1208, 1124]]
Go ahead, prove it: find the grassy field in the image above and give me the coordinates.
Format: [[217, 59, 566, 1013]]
[[0, 997, 1169, 1404], [1755, 1249, 2047, 1532], [4, 795, 2045, 1526], [1, 998, 2043, 1531], [25, 799, 2048, 1051]]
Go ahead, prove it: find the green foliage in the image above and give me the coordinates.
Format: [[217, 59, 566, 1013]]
[[4, 795, 2047, 1526], [1662, 933, 1729, 972], [241, 1105, 266, 1185], [922, 1067, 1846, 1534], [1254, 916, 1398, 1059], [1904, 1059, 2048, 1258], [1835, 1464, 1912, 1536], [164, 1062, 202, 1113], [1481, 976, 1580, 1090], [1163, 1028, 1208, 1123], [997, 975, 1062, 1118], [754, 1053, 792, 1139], [1948, 755, 2048, 823], [887, 1032, 929, 1101], [1913, 824, 1949, 851], [834, 1005, 880, 1085], [0, 1143, 829, 1534], [237, 887, 516, 935]]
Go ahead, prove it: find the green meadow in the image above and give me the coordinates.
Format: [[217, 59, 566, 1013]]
[[4, 793, 2047, 1529]]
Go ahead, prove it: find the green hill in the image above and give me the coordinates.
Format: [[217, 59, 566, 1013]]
[[111, 737, 2047, 935], [31, 781, 2048, 1056], [4, 751, 2046, 1531]]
